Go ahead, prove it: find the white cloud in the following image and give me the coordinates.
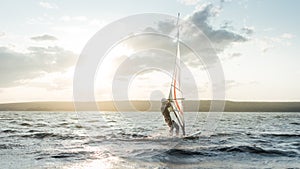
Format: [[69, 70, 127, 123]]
[[21, 67, 74, 91], [256, 37, 275, 53], [26, 14, 54, 25], [150, 3, 247, 59], [195, 3, 222, 16], [178, 0, 200, 5], [191, 4, 245, 40], [253, 32, 294, 54], [281, 33, 294, 39], [60, 16, 87, 22], [226, 80, 241, 90], [39, 1, 58, 9], [241, 26, 254, 35], [180, 4, 246, 60], [0, 32, 5, 37], [31, 34, 58, 41], [0, 46, 76, 87], [222, 52, 242, 60]]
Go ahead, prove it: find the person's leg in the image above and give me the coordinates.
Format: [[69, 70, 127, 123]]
[[174, 121, 179, 136], [169, 126, 173, 136]]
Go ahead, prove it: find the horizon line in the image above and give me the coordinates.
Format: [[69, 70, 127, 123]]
[[1, 99, 300, 104]]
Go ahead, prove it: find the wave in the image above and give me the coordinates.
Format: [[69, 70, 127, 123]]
[[36, 151, 92, 160], [217, 145, 298, 157], [158, 145, 298, 158], [51, 153, 80, 159], [27, 129, 40, 133], [182, 136, 200, 140], [35, 123, 48, 127], [0, 144, 11, 149], [291, 142, 300, 147], [165, 149, 213, 157], [261, 133, 300, 138], [0, 144, 23, 149], [0, 118, 13, 120], [1, 129, 18, 133], [58, 122, 69, 126], [20, 122, 32, 126], [210, 132, 246, 138], [119, 132, 148, 139], [19, 132, 85, 140], [150, 148, 214, 163]]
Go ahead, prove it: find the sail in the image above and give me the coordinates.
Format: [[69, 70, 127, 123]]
[[168, 13, 185, 135]]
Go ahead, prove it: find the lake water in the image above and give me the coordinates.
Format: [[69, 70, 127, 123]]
[[0, 111, 299, 169]]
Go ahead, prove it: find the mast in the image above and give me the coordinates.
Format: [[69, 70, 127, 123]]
[[176, 13, 180, 63]]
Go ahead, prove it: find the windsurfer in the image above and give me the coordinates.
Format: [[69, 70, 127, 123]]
[[161, 98, 179, 136]]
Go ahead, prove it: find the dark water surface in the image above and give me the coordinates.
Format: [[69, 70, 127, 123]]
[[0, 111, 299, 169]]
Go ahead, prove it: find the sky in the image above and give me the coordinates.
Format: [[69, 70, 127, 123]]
[[0, 0, 299, 103]]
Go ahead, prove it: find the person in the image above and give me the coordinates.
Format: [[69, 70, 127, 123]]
[[161, 98, 179, 136]]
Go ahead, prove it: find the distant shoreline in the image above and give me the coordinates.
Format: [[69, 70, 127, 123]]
[[0, 100, 300, 112]]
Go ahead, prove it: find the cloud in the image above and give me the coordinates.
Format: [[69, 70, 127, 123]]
[[0, 46, 76, 87], [21, 69, 73, 91], [0, 32, 5, 37], [220, 20, 233, 30], [226, 80, 241, 90], [156, 4, 246, 51], [189, 4, 246, 45], [256, 33, 294, 53], [39, 1, 58, 9], [230, 52, 242, 58], [31, 34, 58, 41], [241, 26, 254, 35], [281, 33, 294, 39], [157, 20, 176, 34], [150, 3, 247, 66], [178, 0, 200, 5], [26, 14, 54, 25], [60, 16, 87, 22], [226, 80, 258, 91], [221, 52, 242, 61]]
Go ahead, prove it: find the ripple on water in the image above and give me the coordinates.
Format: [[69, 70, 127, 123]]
[[216, 145, 298, 157]]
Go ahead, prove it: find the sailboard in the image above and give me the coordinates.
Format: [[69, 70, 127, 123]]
[[168, 13, 186, 136]]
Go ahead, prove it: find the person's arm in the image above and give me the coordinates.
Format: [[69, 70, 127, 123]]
[[166, 102, 171, 107], [163, 102, 171, 113], [166, 102, 174, 112]]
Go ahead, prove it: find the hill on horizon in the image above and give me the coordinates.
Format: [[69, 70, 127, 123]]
[[0, 100, 300, 112]]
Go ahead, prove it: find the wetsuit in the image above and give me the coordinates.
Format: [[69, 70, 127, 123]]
[[161, 102, 173, 127], [161, 102, 179, 135]]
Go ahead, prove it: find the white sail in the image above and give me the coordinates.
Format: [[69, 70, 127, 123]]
[[168, 13, 185, 135]]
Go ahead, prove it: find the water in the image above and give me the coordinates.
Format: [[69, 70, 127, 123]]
[[0, 111, 299, 169]]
